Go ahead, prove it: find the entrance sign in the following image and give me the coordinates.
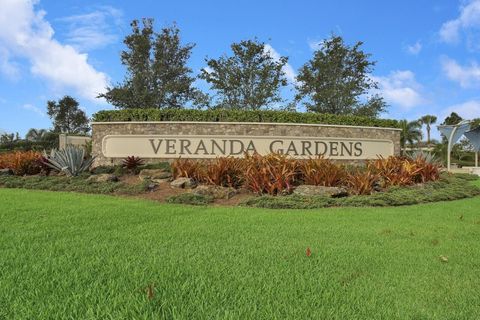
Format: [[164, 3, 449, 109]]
[[102, 135, 394, 160]]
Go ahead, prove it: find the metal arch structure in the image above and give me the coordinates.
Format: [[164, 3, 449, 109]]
[[437, 120, 471, 171], [464, 126, 480, 168]]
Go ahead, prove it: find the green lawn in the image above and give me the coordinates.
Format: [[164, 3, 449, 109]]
[[1, 189, 480, 319]]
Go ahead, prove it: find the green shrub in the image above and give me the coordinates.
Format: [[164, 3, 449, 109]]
[[92, 109, 399, 128], [166, 193, 214, 205]]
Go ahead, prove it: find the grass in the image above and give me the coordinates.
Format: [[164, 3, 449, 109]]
[[1, 189, 480, 319]]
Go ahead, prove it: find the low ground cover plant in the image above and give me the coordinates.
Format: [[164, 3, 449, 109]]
[[242, 173, 480, 209], [0, 175, 150, 195], [166, 193, 214, 205]]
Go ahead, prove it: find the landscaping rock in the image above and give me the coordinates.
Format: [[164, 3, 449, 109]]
[[87, 174, 118, 183], [139, 169, 172, 183], [170, 177, 197, 189], [0, 168, 13, 176], [293, 185, 348, 198], [147, 182, 158, 192], [191, 185, 237, 199]]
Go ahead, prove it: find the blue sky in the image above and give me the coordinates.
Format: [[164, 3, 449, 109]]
[[1, 0, 480, 139]]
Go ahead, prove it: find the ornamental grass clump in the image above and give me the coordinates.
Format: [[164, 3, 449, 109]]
[[0, 151, 42, 175], [42, 146, 95, 177], [243, 153, 299, 195], [298, 156, 346, 186]]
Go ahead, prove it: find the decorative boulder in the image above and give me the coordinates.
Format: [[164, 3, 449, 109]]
[[146, 182, 158, 192], [170, 177, 197, 189], [191, 185, 237, 199], [139, 169, 172, 183], [293, 185, 348, 198], [87, 174, 119, 183], [0, 168, 13, 176]]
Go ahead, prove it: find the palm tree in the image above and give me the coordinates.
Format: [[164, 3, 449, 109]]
[[25, 128, 47, 141], [399, 120, 423, 154], [419, 115, 437, 144]]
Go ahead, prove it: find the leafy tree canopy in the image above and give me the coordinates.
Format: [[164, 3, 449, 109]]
[[295, 35, 386, 118], [200, 38, 288, 110], [47, 96, 90, 134], [99, 19, 205, 109], [442, 112, 463, 125]]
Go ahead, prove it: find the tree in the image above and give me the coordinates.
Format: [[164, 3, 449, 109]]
[[419, 115, 437, 144], [0, 132, 16, 145], [99, 19, 204, 109], [25, 128, 47, 141], [295, 35, 386, 117], [442, 112, 462, 125], [399, 119, 422, 153], [47, 96, 90, 134], [200, 39, 288, 110]]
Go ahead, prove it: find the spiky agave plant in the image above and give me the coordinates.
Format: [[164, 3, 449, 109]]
[[43, 145, 95, 176]]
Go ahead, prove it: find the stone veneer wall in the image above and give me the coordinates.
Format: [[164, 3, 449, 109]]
[[91, 121, 401, 166]]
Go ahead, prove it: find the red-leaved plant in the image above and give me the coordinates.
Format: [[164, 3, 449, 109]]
[[243, 153, 299, 195], [298, 156, 346, 186], [122, 156, 145, 172]]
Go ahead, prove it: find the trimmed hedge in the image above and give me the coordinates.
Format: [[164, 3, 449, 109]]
[[92, 109, 399, 128]]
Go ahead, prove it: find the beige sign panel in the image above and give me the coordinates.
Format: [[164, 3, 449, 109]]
[[102, 135, 394, 159]]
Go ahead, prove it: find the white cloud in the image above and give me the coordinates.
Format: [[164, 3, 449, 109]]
[[22, 103, 46, 117], [263, 44, 297, 85], [373, 70, 426, 109], [439, 0, 480, 44], [406, 41, 422, 55], [441, 56, 480, 87], [442, 100, 480, 120], [0, 0, 109, 101], [0, 47, 20, 79], [57, 6, 122, 51]]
